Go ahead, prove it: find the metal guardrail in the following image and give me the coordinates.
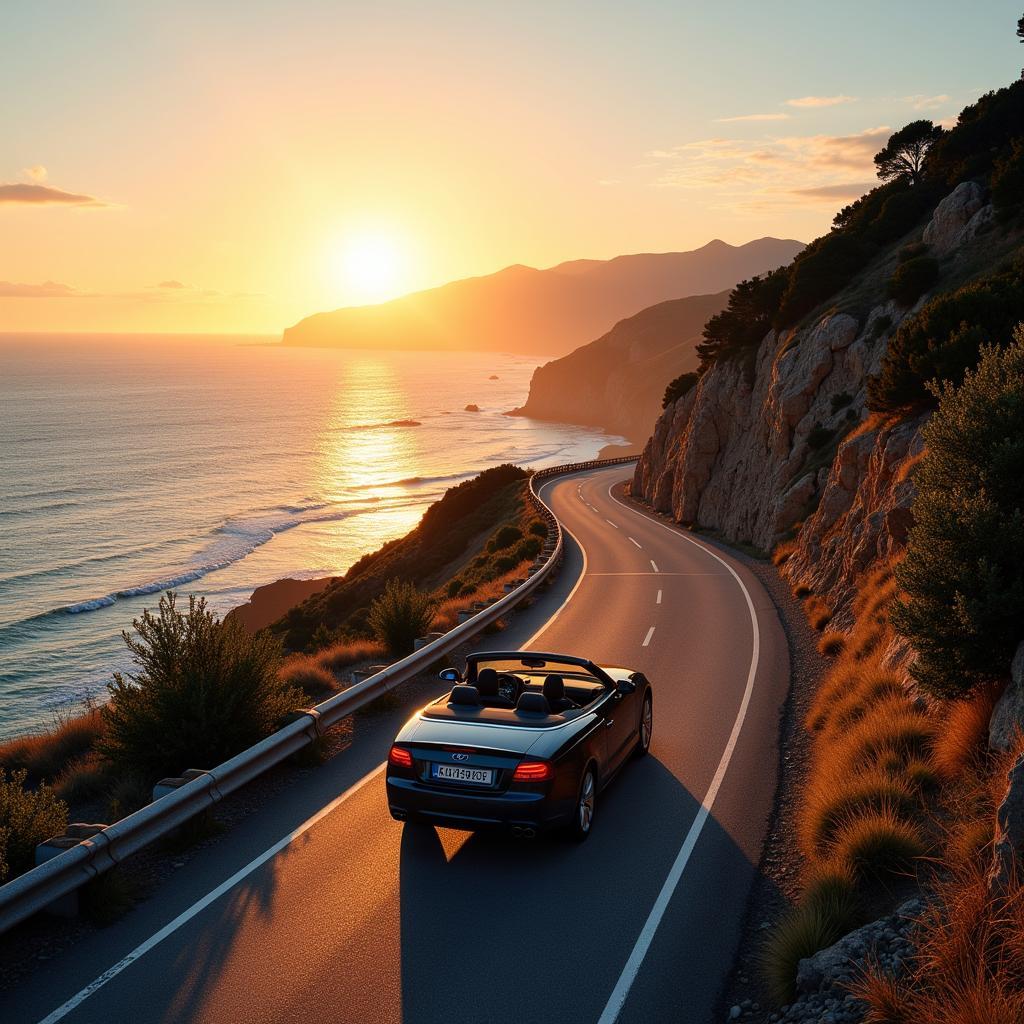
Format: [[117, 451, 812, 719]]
[[0, 455, 637, 935]]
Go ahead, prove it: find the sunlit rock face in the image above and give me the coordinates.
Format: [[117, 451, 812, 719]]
[[633, 182, 998, 623], [632, 300, 920, 621]]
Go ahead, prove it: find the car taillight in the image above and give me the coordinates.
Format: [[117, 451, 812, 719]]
[[513, 760, 552, 781], [388, 745, 413, 768]]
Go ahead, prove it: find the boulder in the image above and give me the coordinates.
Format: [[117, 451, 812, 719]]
[[989, 641, 1024, 752], [990, 747, 1024, 891], [464, 404, 481, 412], [796, 898, 922, 995], [922, 181, 985, 255]]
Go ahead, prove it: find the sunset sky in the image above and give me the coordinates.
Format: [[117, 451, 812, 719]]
[[3, 1, 1021, 335]]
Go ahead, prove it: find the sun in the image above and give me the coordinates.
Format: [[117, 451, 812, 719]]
[[330, 231, 407, 305]]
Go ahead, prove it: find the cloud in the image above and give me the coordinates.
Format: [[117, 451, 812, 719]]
[[789, 182, 878, 200], [156, 279, 186, 289], [714, 112, 791, 123], [647, 126, 889, 211], [0, 280, 82, 298], [0, 182, 105, 206], [902, 93, 951, 111], [785, 95, 858, 108], [24, 165, 48, 182]]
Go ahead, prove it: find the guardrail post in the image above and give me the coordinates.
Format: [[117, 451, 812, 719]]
[[34, 824, 106, 917], [153, 768, 210, 802]]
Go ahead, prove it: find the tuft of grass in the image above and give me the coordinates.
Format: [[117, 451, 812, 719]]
[[830, 805, 927, 881], [792, 582, 813, 599], [944, 817, 993, 868], [759, 864, 861, 1006], [930, 686, 1000, 783], [832, 700, 934, 770], [773, 541, 798, 566], [0, 707, 105, 783], [800, 769, 918, 858], [804, 595, 833, 631], [279, 656, 341, 702], [53, 752, 110, 805], [818, 630, 846, 657], [315, 639, 385, 673]]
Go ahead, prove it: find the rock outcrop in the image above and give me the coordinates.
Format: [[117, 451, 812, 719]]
[[633, 182, 995, 621], [990, 746, 1024, 890], [989, 641, 1024, 752]]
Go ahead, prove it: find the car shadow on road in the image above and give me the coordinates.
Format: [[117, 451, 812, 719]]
[[397, 755, 777, 1024]]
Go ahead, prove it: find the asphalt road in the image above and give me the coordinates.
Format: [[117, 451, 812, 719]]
[[1, 465, 788, 1024]]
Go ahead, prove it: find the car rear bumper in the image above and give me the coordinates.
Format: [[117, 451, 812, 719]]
[[386, 774, 573, 832]]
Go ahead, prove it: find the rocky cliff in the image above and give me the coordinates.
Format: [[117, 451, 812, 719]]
[[509, 289, 729, 443], [633, 181, 998, 622]]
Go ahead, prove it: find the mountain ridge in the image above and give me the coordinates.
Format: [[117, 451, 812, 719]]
[[282, 237, 804, 356]]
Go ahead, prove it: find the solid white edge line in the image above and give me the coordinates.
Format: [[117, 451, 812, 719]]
[[37, 472, 593, 1024], [37, 764, 387, 1024], [656, 589, 662, 605], [641, 626, 655, 648], [595, 478, 760, 1024]]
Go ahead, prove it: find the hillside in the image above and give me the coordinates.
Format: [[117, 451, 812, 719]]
[[630, 77, 1024, 1020], [509, 289, 730, 443], [268, 464, 546, 651], [281, 237, 803, 356]]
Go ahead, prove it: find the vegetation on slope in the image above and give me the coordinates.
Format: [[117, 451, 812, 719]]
[[272, 463, 545, 650]]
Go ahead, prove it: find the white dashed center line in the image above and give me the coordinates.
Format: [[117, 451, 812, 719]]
[[642, 626, 655, 647], [606, 519, 619, 528], [628, 537, 642, 548], [650, 560, 659, 573], [656, 589, 663, 604]]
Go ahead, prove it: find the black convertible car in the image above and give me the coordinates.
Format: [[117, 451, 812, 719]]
[[386, 650, 653, 839]]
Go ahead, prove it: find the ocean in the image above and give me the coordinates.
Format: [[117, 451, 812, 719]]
[[0, 334, 621, 739]]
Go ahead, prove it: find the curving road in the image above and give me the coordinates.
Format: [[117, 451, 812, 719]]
[[1, 464, 788, 1024]]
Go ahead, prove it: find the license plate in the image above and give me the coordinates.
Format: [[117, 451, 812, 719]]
[[431, 763, 494, 785]]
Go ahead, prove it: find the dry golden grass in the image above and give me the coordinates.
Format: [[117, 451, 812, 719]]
[[431, 565, 528, 632], [0, 707, 105, 782], [804, 595, 833, 631], [279, 656, 342, 702], [800, 768, 918, 858], [944, 817, 993, 869], [53, 751, 109, 804], [772, 540, 798, 566], [315, 639, 385, 673], [851, 865, 1024, 1023], [931, 686, 1001, 783], [831, 700, 934, 771], [830, 805, 928, 880], [817, 630, 846, 657]]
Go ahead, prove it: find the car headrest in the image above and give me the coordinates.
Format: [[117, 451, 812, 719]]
[[449, 684, 480, 707], [476, 668, 499, 696], [516, 691, 551, 716], [542, 674, 565, 702]]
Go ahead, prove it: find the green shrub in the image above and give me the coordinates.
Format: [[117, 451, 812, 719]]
[[99, 592, 301, 782], [775, 232, 872, 328], [887, 255, 940, 307], [992, 137, 1024, 215], [308, 623, 335, 653], [528, 520, 548, 537], [487, 524, 523, 552], [867, 263, 1024, 411], [898, 241, 930, 263], [367, 579, 436, 656], [892, 336, 1024, 698], [0, 768, 68, 881], [662, 371, 699, 408], [696, 268, 789, 370], [759, 867, 861, 1005]]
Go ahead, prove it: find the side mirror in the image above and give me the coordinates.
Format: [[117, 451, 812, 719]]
[[616, 678, 636, 695], [438, 668, 462, 683]]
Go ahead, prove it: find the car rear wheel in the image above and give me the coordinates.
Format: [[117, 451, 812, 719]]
[[636, 691, 653, 757], [569, 766, 596, 842]]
